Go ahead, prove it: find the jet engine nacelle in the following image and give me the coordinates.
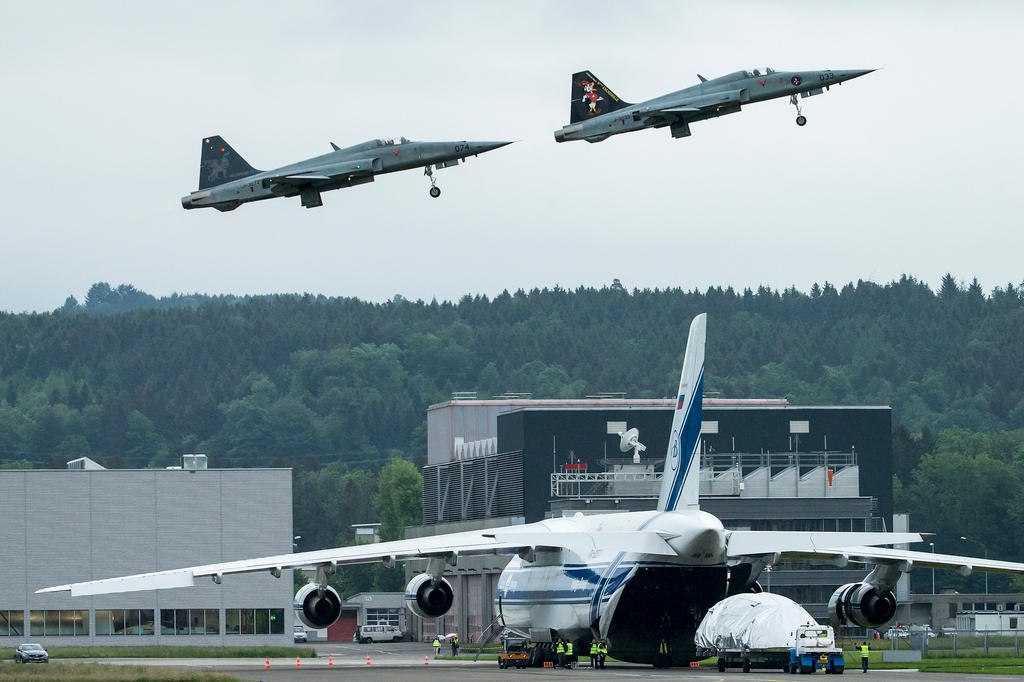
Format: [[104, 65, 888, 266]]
[[828, 582, 898, 628], [294, 583, 342, 630], [404, 573, 454, 619]]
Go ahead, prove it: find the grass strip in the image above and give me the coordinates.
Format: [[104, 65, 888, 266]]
[[0, 662, 236, 681], [1, 645, 315, 659]]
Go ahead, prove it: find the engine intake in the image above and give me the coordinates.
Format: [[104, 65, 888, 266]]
[[405, 573, 454, 619], [829, 582, 897, 628], [294, 583, 342, 630]]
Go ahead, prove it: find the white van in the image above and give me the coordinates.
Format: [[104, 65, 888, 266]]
[[355, 624, 404, 643]]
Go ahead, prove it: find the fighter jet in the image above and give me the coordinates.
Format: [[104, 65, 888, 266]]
[[554, 67, 874, 143], [181, 136, 513, 211]]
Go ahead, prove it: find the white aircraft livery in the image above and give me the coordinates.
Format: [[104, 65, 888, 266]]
[[39, 314, 1024, 666]]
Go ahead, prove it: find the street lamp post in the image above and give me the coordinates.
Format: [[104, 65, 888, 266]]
[[960, 536, 989, 596], [930, 542, 935, 595]]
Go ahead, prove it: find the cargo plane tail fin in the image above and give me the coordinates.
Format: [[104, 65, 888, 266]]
[[657, 313, 706, 512]]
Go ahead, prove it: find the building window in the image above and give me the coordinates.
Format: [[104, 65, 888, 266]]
[[225, 608, 285, 635], [95, 609, 154, 635], [160, 609, 219, 635], [0, 610, 24, 636], [28, 610, 88, 636], [366, 608, 400, 627]]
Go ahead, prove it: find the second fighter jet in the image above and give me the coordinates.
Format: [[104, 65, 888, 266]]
[[182, 136, 513, 211]]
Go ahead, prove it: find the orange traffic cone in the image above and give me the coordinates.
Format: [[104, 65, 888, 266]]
[[264, 656, 270, 670], [425, 654, 430, 665], [328, 654, 334, 667], [366, 653, 372, 665], [296, 655, 301, 668]]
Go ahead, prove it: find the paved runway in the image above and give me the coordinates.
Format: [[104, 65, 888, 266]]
[[77, 641, 1019, 682], [109, 660, 1024, 682]]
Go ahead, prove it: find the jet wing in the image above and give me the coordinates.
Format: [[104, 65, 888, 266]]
[[37, 529, 676, 597], [727, 530, 1024, 574], [645, 106, 700, 115], [637, 89, 748, 122], [267, 158, 383, 186]]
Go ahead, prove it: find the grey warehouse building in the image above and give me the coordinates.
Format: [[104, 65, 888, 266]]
[[0, 461, 294, 645]]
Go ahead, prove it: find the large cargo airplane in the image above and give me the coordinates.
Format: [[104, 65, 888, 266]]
[[38, 315, 1024, 666]]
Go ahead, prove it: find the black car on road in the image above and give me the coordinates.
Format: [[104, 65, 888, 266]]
[[15, 643, 49, 663]]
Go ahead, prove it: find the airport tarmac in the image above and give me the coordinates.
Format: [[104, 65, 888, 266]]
[[68, 642, 1014, 682]]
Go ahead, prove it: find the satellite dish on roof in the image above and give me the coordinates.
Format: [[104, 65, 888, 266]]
[[618, 428, 647, 464]]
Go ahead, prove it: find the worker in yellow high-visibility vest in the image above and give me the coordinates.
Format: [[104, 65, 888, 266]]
[[555, 638, 565, 668], [860, 642, 870, 673]]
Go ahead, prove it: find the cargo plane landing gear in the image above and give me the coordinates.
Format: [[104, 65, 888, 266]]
[[790, 95, 807, 126], [424, 165, 441, 198]]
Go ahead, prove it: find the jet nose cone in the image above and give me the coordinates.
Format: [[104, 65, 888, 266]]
[[836, 69, 876, 82], [470, 141, 515, 154]]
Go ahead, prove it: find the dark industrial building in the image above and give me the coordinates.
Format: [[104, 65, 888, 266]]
[[411, 397, 895, 638]]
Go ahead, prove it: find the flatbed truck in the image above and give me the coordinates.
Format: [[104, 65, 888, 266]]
[[710, 624, 844, 674]]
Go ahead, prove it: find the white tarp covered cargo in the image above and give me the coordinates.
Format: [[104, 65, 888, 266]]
[[695, 592, 824, 651]]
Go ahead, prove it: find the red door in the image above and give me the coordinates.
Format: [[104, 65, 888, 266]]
[[328, 609, 358, 641]]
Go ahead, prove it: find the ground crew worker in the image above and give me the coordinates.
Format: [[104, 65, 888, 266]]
[[432, 635, 441, 657], [860, 642, 869, 673], [451, 634, 459, 656], [565, 639, 574, 668], [655, 638, 671, 668], [598, 639, 608, 668], [556, 638, 566, 668], [589, 639, 599, 668]]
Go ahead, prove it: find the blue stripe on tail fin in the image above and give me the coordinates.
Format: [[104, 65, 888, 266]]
[[657, 313, 706, 512]]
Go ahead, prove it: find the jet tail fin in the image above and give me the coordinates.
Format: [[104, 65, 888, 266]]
[[569, 70, 630, 124], [198, 135, 261, 190], [656, 313, 706, 512]]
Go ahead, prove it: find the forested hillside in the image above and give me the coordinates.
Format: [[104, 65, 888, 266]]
[[4, 275, 1024, 591], [1, 275, 1022, 471]]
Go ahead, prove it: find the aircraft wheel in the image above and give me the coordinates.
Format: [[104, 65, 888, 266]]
[[718, 658, 726, 672], [743, 658, 751, 673], [429, 186, 441, 198], [796, 115, 807, 126]]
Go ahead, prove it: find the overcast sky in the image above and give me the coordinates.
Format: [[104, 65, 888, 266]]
[[1, 1, 1021, 312]]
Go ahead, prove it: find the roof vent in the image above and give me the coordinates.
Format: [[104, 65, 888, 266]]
[[182, 454, 208, 471], [66, 456, 105, 470]]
